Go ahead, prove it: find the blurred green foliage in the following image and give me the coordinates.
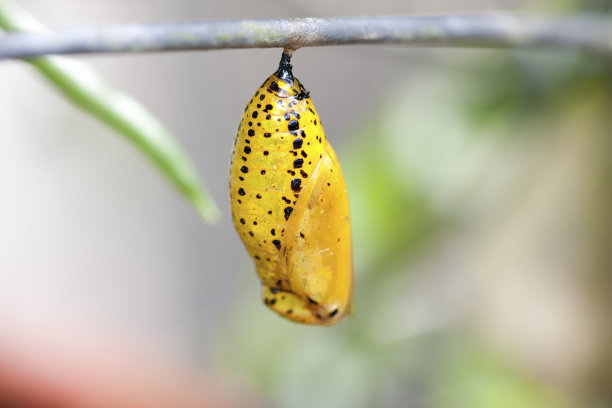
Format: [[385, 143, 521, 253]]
[[0, 0, 219, 222]]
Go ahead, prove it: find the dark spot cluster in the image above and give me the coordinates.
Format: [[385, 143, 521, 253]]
[[288, 120, 299, 131], [263, 285, 298, 317], [233, 76, 327, 268], [295, 82, 310, 100], [291, 178, 302, 191], [307, 297, 319, 305]]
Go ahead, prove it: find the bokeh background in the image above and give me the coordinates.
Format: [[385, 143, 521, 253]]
[[1, 0, 611, 407]]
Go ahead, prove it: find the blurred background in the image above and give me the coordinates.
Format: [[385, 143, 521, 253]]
[[1, 0, 611, 407]]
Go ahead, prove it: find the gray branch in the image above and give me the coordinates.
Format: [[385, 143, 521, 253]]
[[1, 14, 612, 60]]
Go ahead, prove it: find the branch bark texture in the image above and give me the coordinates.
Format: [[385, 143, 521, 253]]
[[1, 14, 612, 60]]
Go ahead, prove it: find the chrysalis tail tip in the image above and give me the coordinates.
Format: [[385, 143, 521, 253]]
[[275, 52, 294, 85]]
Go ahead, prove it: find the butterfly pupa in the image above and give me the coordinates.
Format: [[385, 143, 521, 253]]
[[229, 52, 353, 325]]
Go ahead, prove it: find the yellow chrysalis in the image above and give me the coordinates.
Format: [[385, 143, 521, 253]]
[[229, 52, 353, 325]]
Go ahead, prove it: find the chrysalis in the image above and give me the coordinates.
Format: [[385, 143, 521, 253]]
[[229, 52, 353, 325]]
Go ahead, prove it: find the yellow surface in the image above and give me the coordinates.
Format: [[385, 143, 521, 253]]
[[229, 64, 353, 325]]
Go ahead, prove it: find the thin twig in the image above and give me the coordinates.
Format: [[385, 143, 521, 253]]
[[0, 14, 612, 60]]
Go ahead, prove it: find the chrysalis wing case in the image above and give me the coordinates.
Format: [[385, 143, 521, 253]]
[[229, 52, 353, 325]]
